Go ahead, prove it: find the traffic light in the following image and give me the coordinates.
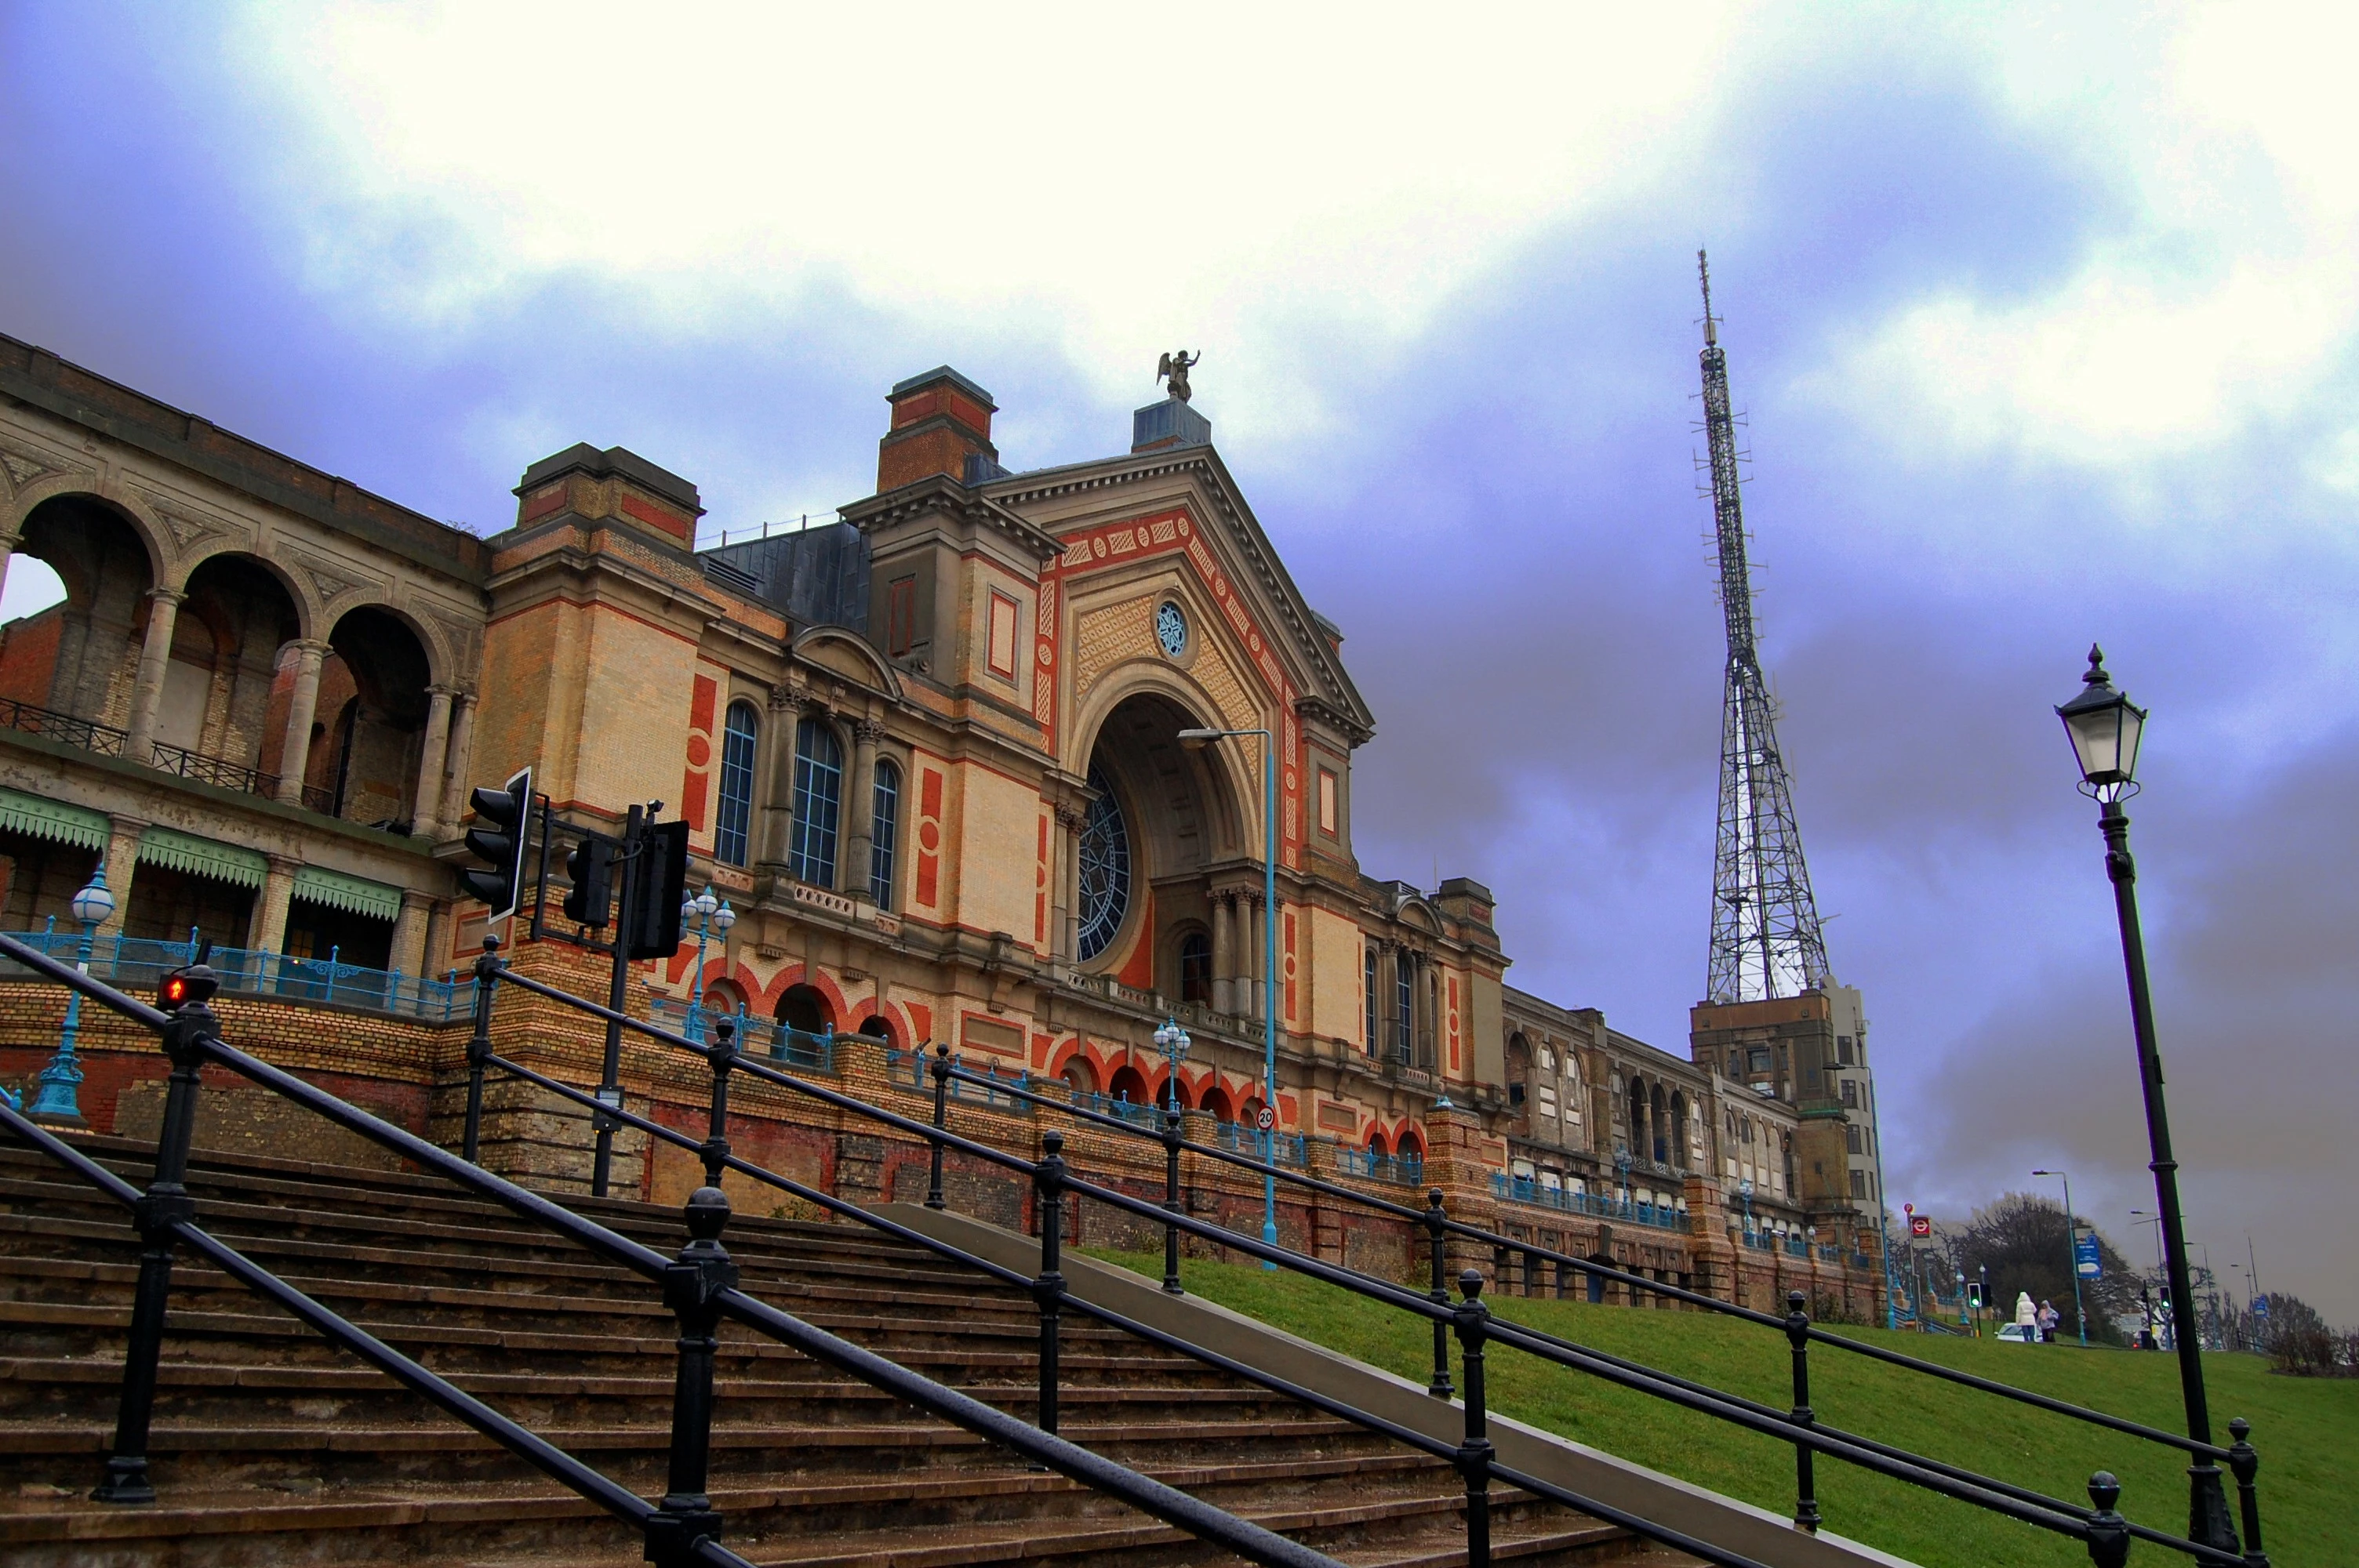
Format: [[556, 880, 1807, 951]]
[[562, 832, 616, 929], [627, 819, 689, 960], [462, 767, 533, 920], [1967, 1279, 1983, 1310]]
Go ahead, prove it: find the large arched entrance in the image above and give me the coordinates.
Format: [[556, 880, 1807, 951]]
[[1074, 691, 1249, 1005]]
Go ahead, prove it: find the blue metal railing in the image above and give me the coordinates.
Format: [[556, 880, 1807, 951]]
[[647, 997, 837, 1074], [1491, 1172, 1686, 1232], [1334, 1147, 1425, 1185], [1212, 1120, 1306, 1168], [0, 927, 463, 1021]]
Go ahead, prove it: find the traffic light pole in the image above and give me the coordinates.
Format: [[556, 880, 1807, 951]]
[[591, 804, 643, 1199]]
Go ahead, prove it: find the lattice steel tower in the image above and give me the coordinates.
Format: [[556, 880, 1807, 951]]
[[1696, 250, 1830, 1004]]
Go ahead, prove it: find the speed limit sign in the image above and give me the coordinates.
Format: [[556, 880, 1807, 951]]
[[1256, 1106, 1276, 1131]]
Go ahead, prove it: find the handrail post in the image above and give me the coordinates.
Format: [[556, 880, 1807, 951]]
[[645, 1185, 738, 1566], [700, 1018, 736, 1189], [2084, 1472, 2131, 1568], [2226, 1418, 2268, 1566], [1785, 1288, 1821, 1532], [1453, 1268, 1494, 1568], [1033, 1130, 1067, 1436], [926, 1044, 951, 1210], [93, 964, 219, 1503], [463, 934, 500, 1165], [1424, 1189, 1453, 1399], [1161, 1104, 1185, 1295]]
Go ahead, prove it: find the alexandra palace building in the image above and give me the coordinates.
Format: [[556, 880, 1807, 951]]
[[0, 334, 1888, 1308]]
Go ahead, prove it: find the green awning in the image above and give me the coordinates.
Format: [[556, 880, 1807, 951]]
[[0, 789, 110, 852], [290, 866, 402, 922], [136, 827, 267, 888]]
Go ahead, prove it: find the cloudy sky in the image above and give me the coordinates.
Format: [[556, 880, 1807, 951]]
[[4, 3, 2352, 1316]]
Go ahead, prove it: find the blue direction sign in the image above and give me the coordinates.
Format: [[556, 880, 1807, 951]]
[[2074, 1229, 2102, 1279], [2252, 1294, 2270, 1321]]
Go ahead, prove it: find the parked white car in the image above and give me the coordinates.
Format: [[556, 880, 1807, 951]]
[[1995, 1323, 2037, 1343]]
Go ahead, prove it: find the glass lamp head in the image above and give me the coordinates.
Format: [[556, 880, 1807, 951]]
[[70, 866, 116, 927], [712, 899, 736, 934], [2056, 645, 2146, 800], [693, 885, 720, 920]]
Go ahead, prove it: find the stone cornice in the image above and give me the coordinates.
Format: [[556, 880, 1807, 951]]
[[841, 474, 1063, 563]]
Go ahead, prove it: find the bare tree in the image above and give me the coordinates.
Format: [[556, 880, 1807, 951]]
[[1943, 1193, 2139, 1344]]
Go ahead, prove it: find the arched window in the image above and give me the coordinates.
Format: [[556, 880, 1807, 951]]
[[856, 1012, 896, 1046], [870, 759, 900, 907], [714, 701, 760, 866], [776, 983, 832, 1035], [1363, 945, 1379, 1052], [1179, 930, 1211, 1002], [790, 719, 842, 887], [1075, 764, 1130, 961]]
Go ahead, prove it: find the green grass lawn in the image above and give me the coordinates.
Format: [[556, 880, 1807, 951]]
[[1086, 1248, 2354, 1568]]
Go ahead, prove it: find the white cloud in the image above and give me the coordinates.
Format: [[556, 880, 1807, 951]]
[[1797, 2, 2359, 477], [216, 1, 1740, 440]]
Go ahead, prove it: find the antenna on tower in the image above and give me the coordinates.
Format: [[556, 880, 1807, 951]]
[[1695, 251, 1830, 1004]]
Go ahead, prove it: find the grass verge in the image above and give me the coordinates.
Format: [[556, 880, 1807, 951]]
[[1085, 1248, 2354, 1567]]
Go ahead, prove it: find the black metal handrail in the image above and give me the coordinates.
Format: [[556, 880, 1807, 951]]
[[478, 955, 2237, 1568], [0, 933, 1342, 1568], [0, 693, 130, 756], [941, 1056, 2252, 1467]]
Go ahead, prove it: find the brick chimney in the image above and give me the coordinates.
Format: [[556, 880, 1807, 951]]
[[878, 367, 1003, 491]]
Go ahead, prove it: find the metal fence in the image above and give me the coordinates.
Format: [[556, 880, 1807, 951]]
[[1491, 1172, 1686, 1232], [0, 927, 463, 1020], [1334, 1147, 1425, 1185], [646, 998, 837, 1074]]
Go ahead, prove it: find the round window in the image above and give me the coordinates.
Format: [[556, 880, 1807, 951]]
[[1155, 601, 1188, 659]]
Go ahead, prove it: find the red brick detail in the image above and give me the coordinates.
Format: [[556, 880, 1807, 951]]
[[620, 492, 692, 542], [520, 483, 567, 523]]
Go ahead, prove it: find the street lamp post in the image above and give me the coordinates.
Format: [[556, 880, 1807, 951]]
[[2055, 647, 2237, 1552], [1177, 727, 1280, 1261], [2031, 1168, 2090, 1346], [28, 862, 117, 1127], [1152, 1016, 1192, 1112], [678, 885, 735, 1042]]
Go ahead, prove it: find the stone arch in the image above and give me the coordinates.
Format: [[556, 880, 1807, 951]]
[[1669, 1090, 1689, 1167], [1106, 1060, 1152, 1106], [790, 626, 903, 702], [315, 604, 435, 827], [1648, 1082, 1670, 1164], [1067, 666, 1256, 855], [852, 1011, 897, 1047], [1394, 1124, 1427, 1161], [2, 493, 161, 728], [1365, 1124, 1392, 1156], [776, 982, 835, 1035], [1198, 1081, 1236, 1122], [1070, 688, 1250, 979], [176, 539, 322, 641], [6, 481, 170, 587]]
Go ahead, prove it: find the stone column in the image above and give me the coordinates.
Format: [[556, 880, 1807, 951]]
[[1052, 803, 1085, 966], [121, 587, 185, 764], [756, 689, 797, 869], [435, 690, 479, 828], [845, 719, 881, 900], [421, 898, 453, 982], [0, 529, 21, 625], [1209, 892, 1234, 1014], [410, 685, 455, 840], [391, 888, 433, 977], [274, 640, 332, 806], [251, 853, 300, 953], [94, 815, 147, 940]]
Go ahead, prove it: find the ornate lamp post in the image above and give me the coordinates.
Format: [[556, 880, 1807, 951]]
[[678, 885, 734, 1041], [28, 863, 117, 1126], [2055, 647, 2236, 1552], [1736, 1174, 1754, 1238], [2032, 1167, 2090, 1346], [1152, 1016, 1191, 1111], [1177, 726, 1279, 1258]]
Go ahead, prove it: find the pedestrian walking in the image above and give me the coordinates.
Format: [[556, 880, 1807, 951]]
[[2037, 1299, 2059, 1343]]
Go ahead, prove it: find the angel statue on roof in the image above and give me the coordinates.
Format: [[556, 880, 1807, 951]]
[[1157, 350, 1199, 403]]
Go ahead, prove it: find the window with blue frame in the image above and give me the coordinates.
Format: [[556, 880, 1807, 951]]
[[870, 758, 900, 908], [790, 718, 842, 887], [714, 701, 759, 866]]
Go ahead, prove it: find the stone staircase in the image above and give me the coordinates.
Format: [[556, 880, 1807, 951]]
[[0, 1136, 1691, 1567]]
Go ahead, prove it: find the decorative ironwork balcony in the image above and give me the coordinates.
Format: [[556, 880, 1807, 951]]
[[1334, 1147, 1424, 1185], [648, 997, 838, 1075], [2, 696, 341, 818]]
